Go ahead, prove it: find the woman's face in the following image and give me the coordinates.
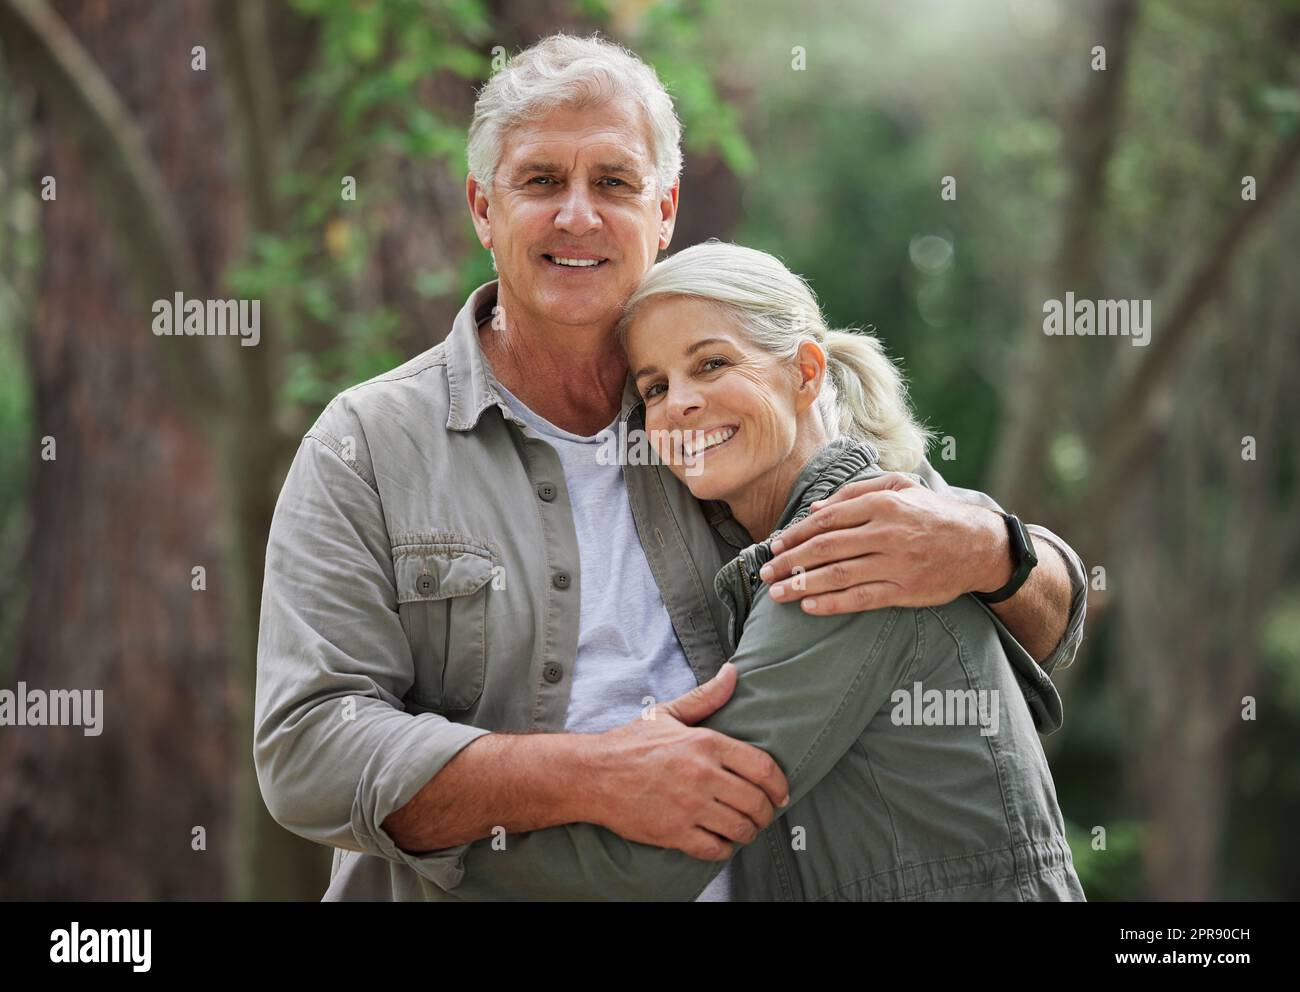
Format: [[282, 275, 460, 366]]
[[626, 296, 809, 502]]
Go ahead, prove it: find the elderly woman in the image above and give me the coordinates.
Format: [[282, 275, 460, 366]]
[[439, 240, 1084, 901]]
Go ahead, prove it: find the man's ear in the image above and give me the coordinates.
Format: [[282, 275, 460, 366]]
[[794, 339, 828, 414], [467, 174, 492, 249], [657, 181, 680, 251]]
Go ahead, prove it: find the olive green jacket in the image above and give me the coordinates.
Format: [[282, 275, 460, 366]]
[[253, 280, 1088, 901]]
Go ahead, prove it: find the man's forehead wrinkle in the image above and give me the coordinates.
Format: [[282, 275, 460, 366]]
[[505, 119, 652, 173]]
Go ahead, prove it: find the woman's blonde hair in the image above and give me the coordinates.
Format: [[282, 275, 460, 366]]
[[615, 240, 932, 471]]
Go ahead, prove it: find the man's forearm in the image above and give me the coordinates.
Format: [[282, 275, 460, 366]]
[[982, 535, 1071, 664], [381, 732, 599, 853]]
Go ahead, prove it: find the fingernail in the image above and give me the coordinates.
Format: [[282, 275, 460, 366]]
[[759, 563, 774, 580], [770, 538, 785, 554], [771, 583, 785, 598], [802, 598, 817, 611], [779, 795, 789, 808]]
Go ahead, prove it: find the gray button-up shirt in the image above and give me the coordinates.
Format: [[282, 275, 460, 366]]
[[253, 279, 1088, 900]]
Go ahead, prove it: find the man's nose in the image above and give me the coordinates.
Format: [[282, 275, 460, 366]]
[[554, 182, 601, 235]]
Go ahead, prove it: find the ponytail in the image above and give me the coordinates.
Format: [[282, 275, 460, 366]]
[[820, 329, 932, 471]]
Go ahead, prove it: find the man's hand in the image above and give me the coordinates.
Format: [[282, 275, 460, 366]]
[[584, 662, 790, 861], [758, 472, 1011, 615]]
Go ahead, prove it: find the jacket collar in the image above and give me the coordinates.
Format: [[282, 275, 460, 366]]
[[772, 435, 882, 534], [713, 436, 883, 647], [444, 280, 509, 432]]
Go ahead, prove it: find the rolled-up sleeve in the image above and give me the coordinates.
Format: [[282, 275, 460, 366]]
[[910, 457, 1088, 676], [254, 427, 492, 892]]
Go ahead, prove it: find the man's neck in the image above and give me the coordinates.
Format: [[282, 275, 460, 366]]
[[477, 300, 629, 436]]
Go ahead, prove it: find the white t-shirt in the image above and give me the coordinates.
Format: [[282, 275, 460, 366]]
[[495, 379, 733, 903]]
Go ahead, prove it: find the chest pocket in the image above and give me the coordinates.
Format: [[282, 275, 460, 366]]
[[393, 541, 497, 712]]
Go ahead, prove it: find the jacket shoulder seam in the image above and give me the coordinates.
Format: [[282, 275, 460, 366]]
[[303, 431, 379, 494]]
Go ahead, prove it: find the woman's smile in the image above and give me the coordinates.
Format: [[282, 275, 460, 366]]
[[683, 424, 740, 461]]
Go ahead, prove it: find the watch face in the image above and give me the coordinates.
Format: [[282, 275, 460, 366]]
[[1011, 516, 1038, 567]]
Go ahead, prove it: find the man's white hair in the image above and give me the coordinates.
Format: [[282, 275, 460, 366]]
[[467, 32, 683, 198]]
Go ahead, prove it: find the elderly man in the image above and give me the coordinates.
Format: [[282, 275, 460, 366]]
[[254, 32, 1086, 901]]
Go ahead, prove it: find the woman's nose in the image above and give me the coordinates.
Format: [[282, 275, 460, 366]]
[[666, 386, 704, 424]]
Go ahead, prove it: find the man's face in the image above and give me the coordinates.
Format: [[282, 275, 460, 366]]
[[467, 97, 678, 330]]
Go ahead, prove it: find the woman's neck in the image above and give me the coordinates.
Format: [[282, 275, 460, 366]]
[[726, 422, 833, 541]]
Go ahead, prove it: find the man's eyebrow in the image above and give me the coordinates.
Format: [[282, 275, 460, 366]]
[[510, 160, 644, 180], [510, 161, 564, 179], [633, 338, 731, 381], [594, 161, 643, 179]]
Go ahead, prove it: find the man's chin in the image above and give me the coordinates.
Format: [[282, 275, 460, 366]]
[[531, 291, 625, 329]]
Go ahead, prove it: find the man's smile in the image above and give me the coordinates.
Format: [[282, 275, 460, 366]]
[[541, 251, 610, 271]]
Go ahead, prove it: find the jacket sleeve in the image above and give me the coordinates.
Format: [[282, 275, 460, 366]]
[[910, 456, 1088, 676], [443, 589, 918, 900], [254, 428, 493, 892]]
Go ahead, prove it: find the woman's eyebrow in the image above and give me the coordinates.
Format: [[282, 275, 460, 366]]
[[633, 338, 731, 381], [685, 337, 729, 355]]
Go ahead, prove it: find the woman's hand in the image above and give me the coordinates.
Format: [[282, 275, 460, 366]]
[[757, 473, 1012, 615]]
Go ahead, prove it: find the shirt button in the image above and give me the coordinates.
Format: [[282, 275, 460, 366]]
[[543, 662, 563, 684], [537, 483, 557, 502], [553, 571, 571, 590], [416, 574, 435, 595]]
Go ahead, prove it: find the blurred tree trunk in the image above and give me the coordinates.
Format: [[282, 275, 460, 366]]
[[989, 0, 1139, 521], [1116, 212, 1300, 899], [0, 0, 235, 899], [0, 0, 334, 900]]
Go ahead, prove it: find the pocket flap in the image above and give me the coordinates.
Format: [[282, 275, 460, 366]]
[[394, 546, 496, 604]]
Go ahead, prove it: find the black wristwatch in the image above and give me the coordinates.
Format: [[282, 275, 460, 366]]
[[973, 512, 1038, 604]]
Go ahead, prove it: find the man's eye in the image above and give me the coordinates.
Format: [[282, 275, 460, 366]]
[[529, 176, 556, 186], [600, 177, 626, 187]]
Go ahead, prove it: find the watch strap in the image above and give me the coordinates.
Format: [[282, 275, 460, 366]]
[[974, 512, 1038, 604]]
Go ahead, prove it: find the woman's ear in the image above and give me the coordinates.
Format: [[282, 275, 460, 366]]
[[794, 338, 828, 413]]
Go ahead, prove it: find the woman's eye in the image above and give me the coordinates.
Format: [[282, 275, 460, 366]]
[[644, 382, 666, 399], [702, 357, 729, 372]]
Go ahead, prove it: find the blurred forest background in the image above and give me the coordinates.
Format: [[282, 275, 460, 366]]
[[0, 0, 1297, 901]]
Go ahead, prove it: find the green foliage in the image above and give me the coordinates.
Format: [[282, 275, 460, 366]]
[[620, 0, 756, 176], [226, 0, 493, 414]]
